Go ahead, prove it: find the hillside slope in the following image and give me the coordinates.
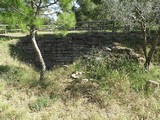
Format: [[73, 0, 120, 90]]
[[0, 34, 160, 120]]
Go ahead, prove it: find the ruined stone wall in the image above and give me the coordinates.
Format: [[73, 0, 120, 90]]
[[17, 32, 141, 69]]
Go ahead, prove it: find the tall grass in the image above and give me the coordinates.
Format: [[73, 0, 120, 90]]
[[75, 49, 160, 94], [1, 35, 160, 120]]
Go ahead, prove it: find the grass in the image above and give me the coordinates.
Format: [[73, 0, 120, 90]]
[[29, 96, 50, 112], [0, 33, 160, 119]]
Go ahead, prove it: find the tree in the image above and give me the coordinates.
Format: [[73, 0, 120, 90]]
[[0, 0, 75, 81], [103, 0, 160, 70], [74, 0, 108, 21]]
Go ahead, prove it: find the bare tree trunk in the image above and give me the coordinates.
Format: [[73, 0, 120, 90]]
[[30, 26, 46, 81], [144, 57, 151, 70], [141, 23, 147, 59], [144, 41, 156, 70], [144, 27, 160, 70], [140, 22, 150, 70], [29, 0, 46, 81]]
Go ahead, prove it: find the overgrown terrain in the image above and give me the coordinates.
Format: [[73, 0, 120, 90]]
[[1, 33, 160, 120]]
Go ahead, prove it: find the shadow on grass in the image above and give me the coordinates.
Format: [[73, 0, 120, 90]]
[[0, 64, 22, 84], [9, 32, 141, 70], [0, 65, 11, 74], [0, 35, 24, 41], [7, 32, 143, 108], [63, 80, 107, 107]]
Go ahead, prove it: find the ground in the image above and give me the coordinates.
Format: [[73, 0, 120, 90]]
[[0, 32, 160, 120]]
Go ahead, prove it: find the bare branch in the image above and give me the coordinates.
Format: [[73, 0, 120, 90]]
[[38, 0, 42, 7], [40, 0, 59, 8], [41, 11, 60, 15], [32, 0, 38, 7], [134, 6, 145, 22], [35, 0, 43, 16]]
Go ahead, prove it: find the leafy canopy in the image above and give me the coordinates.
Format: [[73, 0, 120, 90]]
[[0, 0, 76, 30]]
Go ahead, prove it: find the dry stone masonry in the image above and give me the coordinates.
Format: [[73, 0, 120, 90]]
[[16, 32, 143, 69]]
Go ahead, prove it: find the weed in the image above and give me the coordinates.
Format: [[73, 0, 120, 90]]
[[0, 108, 28, 120], [1, 33, 160, 120], [29, 96, 50, 112], [0, 79, 6, 93], [75, 49, 160, 94], [54, 30, 68, 37], [0, 65, 38, 85], [0, 103, 9, 112], [0, 36, 12, 42], [4, 89, 16, 100], [49, 92, 60, 101]]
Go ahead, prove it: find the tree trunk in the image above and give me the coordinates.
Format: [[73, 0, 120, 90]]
[[144, 42, 156, 70], [140, 22, 149, 70], [141, 24, 147, 59], [144, 57, 151, 70], [144, 27, 160, 70], [30, 26, 46, 81]]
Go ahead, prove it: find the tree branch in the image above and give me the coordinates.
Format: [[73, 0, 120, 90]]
[[0, 1, 26, 16], [11, 6, 26, 16], [35, 0, 43, 16], [41, 11, 61, 15], [134, 6, 145, 22], [32, 0, 39, 7], [40, 0, 59, 8]]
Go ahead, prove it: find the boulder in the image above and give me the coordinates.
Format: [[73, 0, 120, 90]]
[[112, 42, 122, 46], [138, 57, 145, 64], [145, 80, 159, 94], [71, 71, 83, 79], [104, 47, 112, 52], [112, 46, 133, 53]]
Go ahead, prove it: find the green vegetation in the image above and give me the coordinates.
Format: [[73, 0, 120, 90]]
[[0, 35, 160, 119], [75, 49, 160, 93], [0, 0, 159, 119], [29, 96, 50, 112]]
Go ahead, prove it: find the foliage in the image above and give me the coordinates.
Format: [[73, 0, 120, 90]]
[[1, 35, 160, 119], [56, 12, 76, 30], [75, 0, 108, 21], [0, 0, 28, 30], [54, 30, 68, 37], [29, 96, 50, 112], [75, 49, 160, 93], [100, 0, 160, 69], [0, 65, 38, 85], [0, 0, 76, 31], [0, 0, 77, 81], [104, 0, 160, 30], [59, 0, 73, 11]]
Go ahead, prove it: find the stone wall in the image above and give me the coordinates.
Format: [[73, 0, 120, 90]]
[[15, 32, 141, 69]]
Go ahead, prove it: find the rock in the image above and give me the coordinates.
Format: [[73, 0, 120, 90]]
[[71, 71, 82, 79], [138, 57, 145, 63], [112, 42, 122, 46], [83, 55, 92, 59], [112, 46, 132, 53], [63, 65, 69, 70], [105, 47, 111, 52], [129, 51, 141, 58], [82, 79, 89, 82], [145, 80, 159, 93], [95, 57, 102, 61]]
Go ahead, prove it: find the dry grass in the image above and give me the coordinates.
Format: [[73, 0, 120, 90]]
[[1, 33, 160, 120]]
